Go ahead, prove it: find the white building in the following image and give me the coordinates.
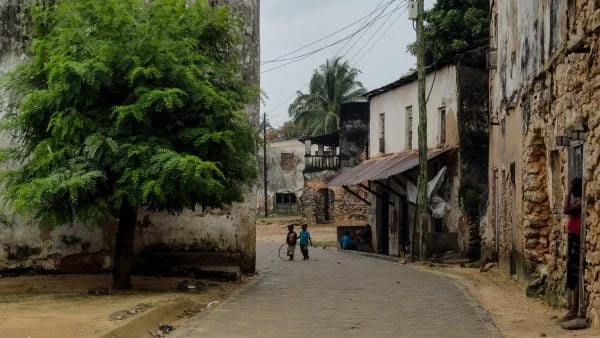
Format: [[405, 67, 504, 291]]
[[330, 44, 489, 259]]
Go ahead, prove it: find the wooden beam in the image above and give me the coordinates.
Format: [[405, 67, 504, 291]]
[[390, 176, 406, 190], [359, 183, 382, 199], [372, 180, 402, 198], [342, 186, 371, 206]]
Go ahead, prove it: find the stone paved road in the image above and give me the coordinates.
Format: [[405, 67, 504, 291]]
[[173, 241, 499, 338]]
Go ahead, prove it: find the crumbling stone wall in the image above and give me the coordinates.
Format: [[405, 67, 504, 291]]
[[301, 178, 367, 226], [488, 0, 600, 325]]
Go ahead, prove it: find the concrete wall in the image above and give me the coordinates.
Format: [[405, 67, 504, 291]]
[[368, 65, 459, 157], [0, 0, 260, 273], [486, 0, 600, 325], [257, 139, 305, 214]]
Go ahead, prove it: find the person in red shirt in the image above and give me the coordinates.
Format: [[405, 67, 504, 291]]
[[562, 177, 582, 321]]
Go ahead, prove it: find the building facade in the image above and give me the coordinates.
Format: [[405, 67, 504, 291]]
[[484, 0, 600, 325], [0, 0, 260, 274], [257, 139, 305, 215], [299, 102, 370, 226], [331, 46, 489, 259]]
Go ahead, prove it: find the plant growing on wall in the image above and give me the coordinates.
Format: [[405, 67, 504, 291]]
[[408, 0, 488, 65], [0, 0, 257, 290], [288, 57, 366, 136]]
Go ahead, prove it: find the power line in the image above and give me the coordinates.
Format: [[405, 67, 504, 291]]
[[260, 3, 403, 74], [337, 0, 397, 62], [264, 1, 407, 125], [351, 4, 409, 66], [261, 0, 395, 64], [332, 0, 388, 58]]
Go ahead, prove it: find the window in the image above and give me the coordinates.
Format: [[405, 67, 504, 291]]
[[406, 106, 413, 150], [275, 193, 298, 214], [439, 107, 446, 145], [379, 113, 385, 153], [280, 153, 294, 172]]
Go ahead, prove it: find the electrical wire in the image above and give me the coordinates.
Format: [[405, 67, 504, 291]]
[[261, 0, 395, 64], [349, 2, 409, 65], [351, 4, 409, 66], [261, 2, 404, 74]]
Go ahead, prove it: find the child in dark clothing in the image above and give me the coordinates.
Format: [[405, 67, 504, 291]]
[[286, 224, 298, 261]]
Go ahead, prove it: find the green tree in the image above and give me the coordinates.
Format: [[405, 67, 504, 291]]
[[1, 0, 257, 289], [408, 0, 488, 65], [288, 57, 366, 136]]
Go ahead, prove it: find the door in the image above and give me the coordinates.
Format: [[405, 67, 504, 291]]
[[381, 192, 390, 255]]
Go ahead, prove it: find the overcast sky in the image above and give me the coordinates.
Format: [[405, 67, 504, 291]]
[[260, 0, 435, 127]]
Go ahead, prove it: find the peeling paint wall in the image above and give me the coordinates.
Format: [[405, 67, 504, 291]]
[[257, 139, 305, 214], [487, 0, 600, 325], [0, 0, 260, 274]]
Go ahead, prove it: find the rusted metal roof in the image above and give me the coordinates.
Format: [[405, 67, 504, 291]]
[[328, 148, 452, 187]]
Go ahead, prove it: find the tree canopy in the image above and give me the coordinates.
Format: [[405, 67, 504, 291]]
[[408, 0, 488, 65], [288, 57, 365, 136], [1, 0, 257, 288]]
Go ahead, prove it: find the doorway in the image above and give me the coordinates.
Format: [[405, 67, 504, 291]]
[[569, 141, 585, 314], [377, 191, 390, 255]]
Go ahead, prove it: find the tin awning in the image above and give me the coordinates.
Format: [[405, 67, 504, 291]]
[[328, 148, 451, 187]]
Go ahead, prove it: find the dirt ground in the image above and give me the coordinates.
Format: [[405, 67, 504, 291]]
[[256, 215, 341, 245], [425, 265, 600, 338], [0, 274, 242, 338]]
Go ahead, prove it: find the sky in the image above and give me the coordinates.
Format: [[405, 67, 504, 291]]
[[260, 0, 436, 127]]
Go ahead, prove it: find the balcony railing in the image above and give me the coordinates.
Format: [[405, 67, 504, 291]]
[[304, 154, 339, 172]]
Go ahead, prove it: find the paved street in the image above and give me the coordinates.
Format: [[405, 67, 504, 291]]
[[173, 241, 499, 338]]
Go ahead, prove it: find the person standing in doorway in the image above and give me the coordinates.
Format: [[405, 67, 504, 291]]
[[562, 177, 582, 321]]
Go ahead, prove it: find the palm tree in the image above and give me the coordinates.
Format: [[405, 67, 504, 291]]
[[288, 57, 366, 136]]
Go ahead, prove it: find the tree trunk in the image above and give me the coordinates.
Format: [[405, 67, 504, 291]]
[[112, 203, 137, 290]]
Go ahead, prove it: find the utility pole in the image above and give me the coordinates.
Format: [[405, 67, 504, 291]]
[[416, 0, 428, 260], [263, 112, 268, 217]]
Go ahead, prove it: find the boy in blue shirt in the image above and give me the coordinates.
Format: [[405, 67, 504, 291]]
[[340, 231, 357, 250], [299, 223, 312, 260]]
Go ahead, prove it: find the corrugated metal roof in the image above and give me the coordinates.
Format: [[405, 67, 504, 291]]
[[328, 148, 451, 187]]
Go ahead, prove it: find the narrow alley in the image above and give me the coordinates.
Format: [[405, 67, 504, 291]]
[[173, 241, 499, 338]]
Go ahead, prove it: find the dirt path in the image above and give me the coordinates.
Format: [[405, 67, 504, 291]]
[[423, 265, 600, 338], [257, 216, 340, 245], [0, 274, 242, 338]]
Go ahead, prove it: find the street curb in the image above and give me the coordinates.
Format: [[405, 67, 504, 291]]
[[338, 250, 503, 337], [170, 273, 264, 337], [440, 274, 504, 338], [338, 248, 402, 263], [101, 299, 196, 338]]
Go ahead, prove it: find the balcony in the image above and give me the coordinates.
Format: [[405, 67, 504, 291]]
[[304, 155, 339, 173]]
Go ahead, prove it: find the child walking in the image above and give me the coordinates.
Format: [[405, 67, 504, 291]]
[[299, 224, 312, 260], [286, 224, 298, 261]]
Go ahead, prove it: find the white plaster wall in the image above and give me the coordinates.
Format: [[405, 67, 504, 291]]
[[0, 0, 260, 272], [368, 65, 459, 157], [257, 139, 305, 212]]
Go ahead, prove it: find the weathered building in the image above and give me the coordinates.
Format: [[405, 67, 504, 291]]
[[484, 0, 600, 325], [257, 139, 304, 215], [299, 102, 370, 226], [330, 45, 489, 258], [0, 0, 260, 274]]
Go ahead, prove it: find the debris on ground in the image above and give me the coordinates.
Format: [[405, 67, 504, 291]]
[[109, 303, 153, 320], [88, 286, 109, 295], [150, 324, 176, 337], [559, 318, 588, 330], [460, 262, 479, 269], [177, 300, 220, 319], [176, 280, 207, 292], [525, 276, 546, 298], [480, 262, 497, 272]]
